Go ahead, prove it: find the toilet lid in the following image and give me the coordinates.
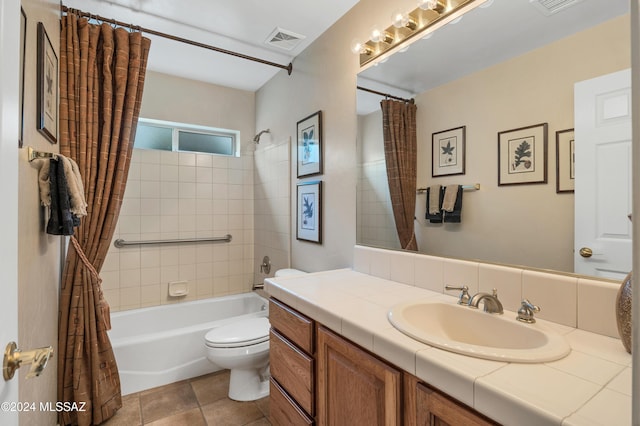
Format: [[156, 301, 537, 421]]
[[205, 317, 270, 348]]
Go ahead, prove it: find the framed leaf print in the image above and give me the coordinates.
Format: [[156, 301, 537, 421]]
[[556, 128, 575, 193], [432, 126, 466, 177], [498, 123, 548, 186], [297, 111, 323, 177], [296, 181, 322, 244]]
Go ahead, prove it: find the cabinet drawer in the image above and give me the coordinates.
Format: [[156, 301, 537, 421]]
[[270, 329, 315, 415], [270, 378, 314, 426], [269, 298, 314, 354]]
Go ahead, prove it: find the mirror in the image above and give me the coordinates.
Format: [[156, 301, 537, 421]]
[[356, 0, 630, 276]]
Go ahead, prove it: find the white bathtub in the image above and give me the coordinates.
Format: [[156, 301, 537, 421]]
[[108, 292, 269, 395]]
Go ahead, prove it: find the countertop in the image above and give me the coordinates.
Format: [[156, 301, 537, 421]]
[[265, 269, 633, 426]]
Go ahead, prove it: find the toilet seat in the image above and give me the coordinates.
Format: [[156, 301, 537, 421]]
[[205, 317, 270, 348]]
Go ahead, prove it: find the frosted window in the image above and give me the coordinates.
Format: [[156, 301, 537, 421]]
[[178, 131, 234, 155], [134, 124, 172, 151]]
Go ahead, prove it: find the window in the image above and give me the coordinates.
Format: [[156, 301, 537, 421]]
[[134, 118, 239, 156]]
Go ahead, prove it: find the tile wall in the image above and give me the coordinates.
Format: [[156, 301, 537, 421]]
[[357, 160, 400, 249], [253, 139, 291, 284], [353, 245, 621, 338], [102, 148, 254, 311]]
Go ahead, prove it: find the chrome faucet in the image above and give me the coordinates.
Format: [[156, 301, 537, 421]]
[[445, 285, 470, 305], [516, 299, 540, 323], [468, 288, 503, 314]]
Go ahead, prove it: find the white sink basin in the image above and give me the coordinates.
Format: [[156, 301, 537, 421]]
[[388, 300, 570, 363]]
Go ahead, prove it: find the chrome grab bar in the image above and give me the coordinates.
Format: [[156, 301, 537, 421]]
[[113, 234, 232, 248]]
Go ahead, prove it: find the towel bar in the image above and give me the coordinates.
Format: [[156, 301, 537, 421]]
[[114, 234, 232, 248], [27, 146, 57, 162], [416, 184, 480, 194]]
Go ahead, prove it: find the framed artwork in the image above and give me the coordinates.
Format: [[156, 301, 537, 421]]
[[37, 22, 58, 144], [296, 181, 322, 244], [297, 111, 323, 177], [556, 128, 575, 193], [432, 126, 466, 177], [498, 123, 548, 186], [19, 8, 27, 147]]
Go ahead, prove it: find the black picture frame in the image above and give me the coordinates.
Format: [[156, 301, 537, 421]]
[[296, 181, 322, 244], [296, 111, 323, 177], [37, 22, 58, 144], [498, 123, 548, 186], [19, 8, 27, 147], [432, 126, 466, 177]]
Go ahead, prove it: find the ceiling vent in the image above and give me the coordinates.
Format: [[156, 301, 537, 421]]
[[529, 0, 584, 16], [265, 27, 306, 51]]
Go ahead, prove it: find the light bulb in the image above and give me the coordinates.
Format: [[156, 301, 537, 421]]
[[391, 10, 408, 28], [370, 25, 383, 42], [417, 0, 438, 10], [350, 39, 364, 54], [479, 0, 494, 8], [449, 16, 463, 25]]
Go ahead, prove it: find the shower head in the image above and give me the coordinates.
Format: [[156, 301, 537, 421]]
[[253, 129, 270, 143]]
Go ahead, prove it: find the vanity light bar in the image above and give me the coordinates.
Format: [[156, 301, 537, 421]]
[[358, 0, 488, 68]]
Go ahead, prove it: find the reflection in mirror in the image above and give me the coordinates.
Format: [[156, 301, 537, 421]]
[[356, 0, 630, 278]]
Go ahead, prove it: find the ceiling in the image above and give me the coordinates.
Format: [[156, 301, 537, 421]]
[[357, 0, 630, 115], [62, 0, 360, 91]]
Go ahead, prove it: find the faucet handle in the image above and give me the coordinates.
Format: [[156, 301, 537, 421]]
[[445, 285, 470, 305], [517, 299, 540, 323]]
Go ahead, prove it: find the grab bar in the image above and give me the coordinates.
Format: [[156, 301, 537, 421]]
[[114, 234, 232, 248]]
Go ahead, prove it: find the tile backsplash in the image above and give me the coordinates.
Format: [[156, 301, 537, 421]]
[[354, 245, 621, 338]]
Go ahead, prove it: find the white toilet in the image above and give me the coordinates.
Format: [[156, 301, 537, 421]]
[[204, 268, 306, 401], [205, 317, 271, 401]]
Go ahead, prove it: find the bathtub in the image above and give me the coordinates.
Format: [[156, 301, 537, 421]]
[[108, 292, 269, 395]]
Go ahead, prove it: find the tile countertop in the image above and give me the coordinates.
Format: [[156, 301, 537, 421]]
[[264, 269, 633, 426]]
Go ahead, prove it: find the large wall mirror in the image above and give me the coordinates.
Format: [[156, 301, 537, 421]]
[[356, 0, 631, 279]]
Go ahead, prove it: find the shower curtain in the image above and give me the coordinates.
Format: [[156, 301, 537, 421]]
[[381, 99, 418, 251], [57, 14, 150, 425]]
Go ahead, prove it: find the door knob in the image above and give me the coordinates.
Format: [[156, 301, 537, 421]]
[[579, 247, 593, 258], [3, 342, 54, 380]]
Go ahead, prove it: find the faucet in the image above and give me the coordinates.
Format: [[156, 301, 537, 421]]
[[445, 285, 470, 305], [516, 299, 540, 323], [468, 288, 503, 314]]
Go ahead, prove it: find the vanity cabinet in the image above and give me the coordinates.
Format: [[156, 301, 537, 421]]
[[269, 298, 315, 425], [269, 297, 498, 426], [316, 325, 402, 425]]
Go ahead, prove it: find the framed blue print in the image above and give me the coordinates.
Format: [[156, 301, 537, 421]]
[[297, 111, 323, 177], [296, 181, 322, 244]]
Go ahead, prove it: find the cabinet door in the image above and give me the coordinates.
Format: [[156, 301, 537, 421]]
[[316, 326, 401, 426], [416, 383, 497, 426]]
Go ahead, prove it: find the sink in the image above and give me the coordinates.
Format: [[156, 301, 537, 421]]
[[388, 300, 570, 363]]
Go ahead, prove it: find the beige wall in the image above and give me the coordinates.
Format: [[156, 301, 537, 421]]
[[256, 0, 417, 271], [414, 15, 630, 272], [18, 0, 61, 424]]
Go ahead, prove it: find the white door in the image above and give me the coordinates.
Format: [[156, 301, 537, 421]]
[[574, 69, 632, 279], [0, 0, 21, 423]]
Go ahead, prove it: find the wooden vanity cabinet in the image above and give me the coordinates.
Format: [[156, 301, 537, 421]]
[[269, 298, 315, 425], [316, 326, 402, 426], [269, 297, 498, 426], [414, 382, 499, 426]]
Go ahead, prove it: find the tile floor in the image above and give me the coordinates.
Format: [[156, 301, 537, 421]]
[[104, 370, 271, 426]]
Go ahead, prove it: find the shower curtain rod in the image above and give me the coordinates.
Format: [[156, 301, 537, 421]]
[[60, 5, 293, 75], [357, 85, 414, 104]]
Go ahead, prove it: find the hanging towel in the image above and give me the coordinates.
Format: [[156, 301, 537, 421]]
[[58, 155, 87, 217], [425, 185, 443, 223], [34, 159, 52, 208], [442, 185, 463, 223], [46, 158, 80, 236]]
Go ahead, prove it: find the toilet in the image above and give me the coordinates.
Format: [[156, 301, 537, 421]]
[[205, 316, 271, 401], [204, 268, 306, 401]]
